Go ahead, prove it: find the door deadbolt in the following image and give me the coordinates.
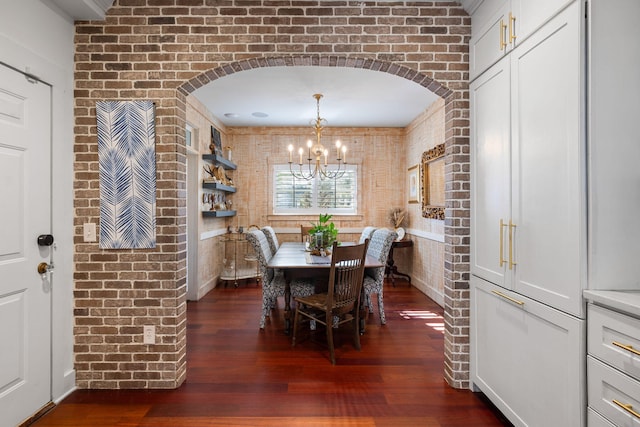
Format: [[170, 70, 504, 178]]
[[37, 234, 54, 246]]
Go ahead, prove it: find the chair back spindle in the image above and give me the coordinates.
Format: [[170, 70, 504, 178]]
[[292, 239, 369, 364]]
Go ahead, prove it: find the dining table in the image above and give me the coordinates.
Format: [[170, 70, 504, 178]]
[[267, 241, 384, 334]]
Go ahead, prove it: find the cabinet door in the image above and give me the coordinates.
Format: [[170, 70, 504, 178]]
[[470, 57, 511, 288], [470, 1, 510, 80], [471, 276, 585, 427], [510, 1, 585, 317], [512, 0, 575, 46]]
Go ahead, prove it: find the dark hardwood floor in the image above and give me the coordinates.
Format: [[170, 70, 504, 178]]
[[33, 279, 512, 427]]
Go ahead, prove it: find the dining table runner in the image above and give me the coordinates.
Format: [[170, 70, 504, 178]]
[[304, 253, 332, 264]]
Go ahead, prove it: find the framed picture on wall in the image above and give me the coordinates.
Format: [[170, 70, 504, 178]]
[[408, 164, 420, 204], [210, 126, 222, 155]]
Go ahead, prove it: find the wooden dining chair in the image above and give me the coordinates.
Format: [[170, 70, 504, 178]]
[[300, 225, 314, 242], [292, 240, 369, 364]]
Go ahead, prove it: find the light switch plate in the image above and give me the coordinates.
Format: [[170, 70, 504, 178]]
[[83, 223, 96, 242], [143, 325, 155, 344]]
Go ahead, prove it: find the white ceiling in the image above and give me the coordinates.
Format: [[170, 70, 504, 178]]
[[191, 66, 441, 128]]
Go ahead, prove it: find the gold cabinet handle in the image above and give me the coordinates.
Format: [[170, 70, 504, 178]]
[[508, 220, 516, 270], [499, 219, 508, 267], [612, 341, 640, 357], [499, 19, 507, 50], [613, 399, 640, 419], [492, 290, 525, 306], [509, 12, 517, 44]]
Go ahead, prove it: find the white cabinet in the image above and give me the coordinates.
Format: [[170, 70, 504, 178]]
[[471, 276, 585, 427], [471, 0, 585, 317], [470, 2, 587, 426], [471, 1, 640, 426], [469, 0, 509, 80], [470, 0, 574, 80], [586, 302, 640, 426]]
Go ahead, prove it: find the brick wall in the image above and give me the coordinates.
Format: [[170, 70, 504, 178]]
[[73, 0, 470, 389]]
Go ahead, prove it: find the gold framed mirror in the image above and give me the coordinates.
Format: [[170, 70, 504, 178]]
[[421, 143, 445, 220]]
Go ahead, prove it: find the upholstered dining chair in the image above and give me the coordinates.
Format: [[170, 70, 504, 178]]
[[246, 229, 315, 329], [261, 225, 279, 254], [363, 228, 398, 325], [292, 240, 369, 364], [358, 226, 377, 244]]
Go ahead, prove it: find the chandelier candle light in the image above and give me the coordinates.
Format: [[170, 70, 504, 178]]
[[287, 94, 348, 180]]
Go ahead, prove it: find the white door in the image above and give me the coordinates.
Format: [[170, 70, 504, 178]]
[[0, 63, 52, 426]]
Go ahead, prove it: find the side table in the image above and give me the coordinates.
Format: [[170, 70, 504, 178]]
[[386, 238, 413, 286]]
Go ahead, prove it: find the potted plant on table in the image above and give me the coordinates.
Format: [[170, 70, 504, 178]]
[[307, 213, 338, 256]]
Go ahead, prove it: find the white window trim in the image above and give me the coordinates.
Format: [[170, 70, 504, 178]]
[[272, 164, 358, 215]]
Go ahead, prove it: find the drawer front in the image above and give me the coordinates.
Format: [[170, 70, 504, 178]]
[[588, 356, 640, 426], [588, 303, 640, 381], [588, 408, 616, 427], [472, 276, 585, 426]]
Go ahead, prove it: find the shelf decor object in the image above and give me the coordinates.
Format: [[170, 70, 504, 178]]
[[286, 94, 349, 180], [97, 100, 156, 249], [201, 153, 237, 218]]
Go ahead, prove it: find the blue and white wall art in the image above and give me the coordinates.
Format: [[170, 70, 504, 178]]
[[97, 100, 156, 249]]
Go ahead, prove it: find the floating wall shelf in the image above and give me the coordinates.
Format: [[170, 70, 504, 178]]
[[202, 210, 236, 218], [202, 154, 236, 170]]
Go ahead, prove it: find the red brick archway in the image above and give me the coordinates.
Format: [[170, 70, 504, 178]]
[[72, 1, 470, 390]]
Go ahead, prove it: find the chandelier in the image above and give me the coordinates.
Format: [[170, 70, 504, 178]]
[[287, 94, 348, 180]]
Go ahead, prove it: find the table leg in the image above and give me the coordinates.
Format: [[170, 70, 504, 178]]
[[283, 280, 292, 335], [385, 246, 411, 286], [359, 287, 366, 335]]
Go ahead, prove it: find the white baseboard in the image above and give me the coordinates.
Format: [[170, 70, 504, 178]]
[[53, 370, 77, 403], [196, 277, 218, 300], [412, 281, 444, 308]]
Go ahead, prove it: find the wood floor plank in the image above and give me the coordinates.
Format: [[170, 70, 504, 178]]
[[32, 280, 511, 427]]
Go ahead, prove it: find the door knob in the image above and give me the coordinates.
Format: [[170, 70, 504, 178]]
[[37, 262, 51, 274]]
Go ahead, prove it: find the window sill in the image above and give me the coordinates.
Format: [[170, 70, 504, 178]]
[[266, 214, 363, 222]]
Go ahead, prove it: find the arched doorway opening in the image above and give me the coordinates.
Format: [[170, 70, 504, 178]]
[[176, 55, 470, 388]]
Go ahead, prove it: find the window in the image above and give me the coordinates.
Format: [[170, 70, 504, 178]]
[[185, 123, 194, 148], [273, 164, 358, 214]]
